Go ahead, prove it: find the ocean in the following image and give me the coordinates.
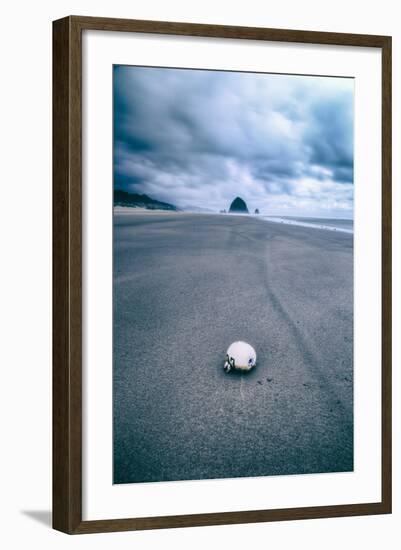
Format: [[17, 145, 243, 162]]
[[263, 216, 353, 234]]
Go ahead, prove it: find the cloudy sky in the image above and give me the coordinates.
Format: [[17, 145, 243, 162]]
[[113, 65, 354, 218]]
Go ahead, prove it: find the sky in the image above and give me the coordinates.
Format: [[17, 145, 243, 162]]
[[113, 65, 354, 218]]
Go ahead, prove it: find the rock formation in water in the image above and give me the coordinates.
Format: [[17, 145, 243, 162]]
[[229, 197, 249, 213]]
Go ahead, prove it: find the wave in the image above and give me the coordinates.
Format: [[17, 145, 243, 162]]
[[261, 216, 353, 234]]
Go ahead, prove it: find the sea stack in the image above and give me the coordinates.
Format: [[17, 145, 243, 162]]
[[229, 197, 249, 213]]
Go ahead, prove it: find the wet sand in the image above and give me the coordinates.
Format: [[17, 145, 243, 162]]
[[113, 212, 353, 484]]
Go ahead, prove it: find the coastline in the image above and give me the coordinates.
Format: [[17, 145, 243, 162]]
[[113, 206, 353, 233], [261, 216, 354, 234]]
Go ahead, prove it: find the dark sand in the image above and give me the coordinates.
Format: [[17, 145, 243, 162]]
[[113, 212, 353, 484]]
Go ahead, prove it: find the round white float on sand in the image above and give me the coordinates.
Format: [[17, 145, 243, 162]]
[[224, 341, 257, 373]]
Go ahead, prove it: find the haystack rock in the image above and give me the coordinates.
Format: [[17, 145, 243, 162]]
[[229, 197, 249, 213]]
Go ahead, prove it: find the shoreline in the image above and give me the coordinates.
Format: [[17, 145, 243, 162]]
[[114, 207, 354, 234], [261, 216, 354, 234]]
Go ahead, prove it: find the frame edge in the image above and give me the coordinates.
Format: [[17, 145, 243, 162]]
[[69, 14, 391, 47], [52, 15, 392, 534], [52, 15, 83, 534], [381, 35, 392, 515]]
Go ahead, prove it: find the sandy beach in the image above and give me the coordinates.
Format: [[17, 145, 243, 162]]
[[113, 211, 353, 484]]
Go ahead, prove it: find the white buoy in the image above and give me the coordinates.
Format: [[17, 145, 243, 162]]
[[224, 341, 256, 373]]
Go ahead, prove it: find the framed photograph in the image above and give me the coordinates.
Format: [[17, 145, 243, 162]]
[[53, 16, 392, 534]]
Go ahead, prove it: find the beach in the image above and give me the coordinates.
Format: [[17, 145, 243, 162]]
[[113, 211, 353, 484]]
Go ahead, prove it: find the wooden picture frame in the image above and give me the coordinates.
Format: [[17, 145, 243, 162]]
[[53, 15, 392, 534]]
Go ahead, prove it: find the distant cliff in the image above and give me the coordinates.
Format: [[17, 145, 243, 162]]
[[229, 197, 249, 213], [114, 190, 178, 211]]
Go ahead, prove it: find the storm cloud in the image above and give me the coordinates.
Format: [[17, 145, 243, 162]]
[[114, 65, 354, 217]]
